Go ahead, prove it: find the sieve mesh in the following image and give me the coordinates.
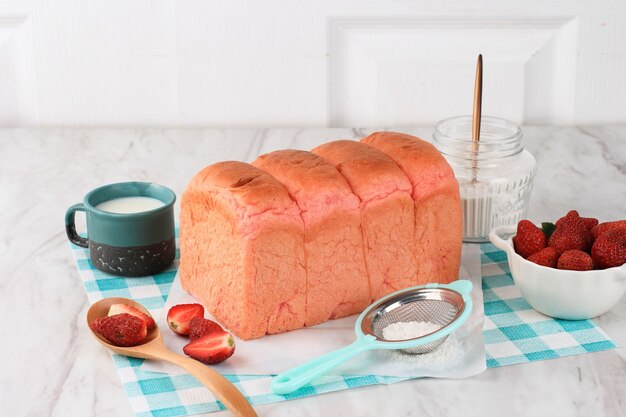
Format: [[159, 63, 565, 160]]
[[364, 289, 463, 354]]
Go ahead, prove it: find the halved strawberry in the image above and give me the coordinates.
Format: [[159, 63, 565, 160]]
[[108, 303, 156, 331], [167, 303, 205, 336], [189, 317, 224, 341], [183, 331, 235, 364]]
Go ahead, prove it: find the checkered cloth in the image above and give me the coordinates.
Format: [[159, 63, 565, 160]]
[[71, 238, 616, 417]]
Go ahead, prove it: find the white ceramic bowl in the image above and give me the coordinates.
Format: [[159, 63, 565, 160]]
[[489, 225, 626, 320]]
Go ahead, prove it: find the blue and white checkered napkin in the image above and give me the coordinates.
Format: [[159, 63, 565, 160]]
[[71, 239, 616, 417]]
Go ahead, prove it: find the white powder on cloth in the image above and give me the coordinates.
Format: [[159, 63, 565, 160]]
[[382, 321, 441, 341]]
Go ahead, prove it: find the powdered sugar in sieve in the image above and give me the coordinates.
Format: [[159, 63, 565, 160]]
[[382, 321, 442, 341]]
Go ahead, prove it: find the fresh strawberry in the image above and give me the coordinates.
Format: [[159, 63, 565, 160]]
[[108, 303, 156, 331], [167, 303, 205, 336], [557, 250, 594, 271], [580, 217, 599, 231], [555, 210, 581, 227], [554, 210, 598, 230], [554, 210, 597, 232], [189, 317, 224, 341], [90, 313, 147, 347], [549, 217, 592, 255], [513, 220, 547, 258], [591, 220, 626, 241], [527, 247, 558, 268], [183, 331, 236, 364], [591, 228, 626, 269]]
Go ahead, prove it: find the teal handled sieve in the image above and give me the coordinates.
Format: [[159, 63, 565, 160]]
[[271, 280, 473, 395]]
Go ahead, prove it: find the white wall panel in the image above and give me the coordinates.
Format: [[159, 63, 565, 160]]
[[328, 17, 579, 126], [0, 1, 625, 127], [0, 12, 37, 126], [30, 1, 178, 126], [174, 1, 327, 127]]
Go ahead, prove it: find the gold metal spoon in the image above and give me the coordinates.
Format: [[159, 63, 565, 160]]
[[87, 297, 257, 417], [471, 53, 483, 184], [472, 53, 483, 144]]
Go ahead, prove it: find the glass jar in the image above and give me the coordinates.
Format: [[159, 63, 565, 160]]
[[433, 116, 536, 243]]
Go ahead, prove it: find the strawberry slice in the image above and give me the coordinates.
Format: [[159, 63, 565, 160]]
[[167, 303, 205, 336], [189, 317, 224, 341], [108, 303, 156, 331], [91, 313, 147, 347], [183, 331, 236, 364]]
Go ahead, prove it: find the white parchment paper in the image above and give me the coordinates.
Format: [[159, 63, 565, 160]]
[[140, 244, 486, 380]]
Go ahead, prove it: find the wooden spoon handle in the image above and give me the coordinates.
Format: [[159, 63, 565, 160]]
[[160, 350, 258, 417]]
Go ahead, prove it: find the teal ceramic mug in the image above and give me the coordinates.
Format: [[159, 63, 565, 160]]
[[65, 182, 176, 277]]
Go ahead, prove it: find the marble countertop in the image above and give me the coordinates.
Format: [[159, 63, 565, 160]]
[[1, 126, 625, 417]]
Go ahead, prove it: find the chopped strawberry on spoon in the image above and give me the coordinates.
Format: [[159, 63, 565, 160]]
[[109, 303, 156, 330], [91, 313, 147, 347]]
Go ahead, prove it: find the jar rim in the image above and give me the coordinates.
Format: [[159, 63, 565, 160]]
[[434, 115, 521, 143]]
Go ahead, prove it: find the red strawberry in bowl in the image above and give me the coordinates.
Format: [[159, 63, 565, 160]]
[[167, 304, 205, 336], [183, 330, 236, 365], [513, 220, 546, 258], [549, 213, 592, 255], [580, 217, 599, 231], [555, 210, 598, 231], [527, 247, 558, 268], [557, 250, 594, 271], [591, 220, 626, 241], [592, 228, 626, 269]]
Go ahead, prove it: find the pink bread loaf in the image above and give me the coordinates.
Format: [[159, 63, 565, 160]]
[[252, 150, 371, 326], [179, 161, 307, 340], [180, 133, 461, 339], [361, 132, 462, 284], [312, 140, 417, 300]]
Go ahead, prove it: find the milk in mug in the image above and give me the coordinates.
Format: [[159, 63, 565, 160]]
[[96, 196, 165, 214]]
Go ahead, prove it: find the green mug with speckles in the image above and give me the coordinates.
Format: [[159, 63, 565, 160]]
[[65, 182, 176, 277]]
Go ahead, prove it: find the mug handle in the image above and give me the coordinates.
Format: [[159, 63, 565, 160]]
[[65, 203, 88, 248]]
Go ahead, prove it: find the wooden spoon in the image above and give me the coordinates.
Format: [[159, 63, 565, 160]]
[[87, 297, 257, 417]]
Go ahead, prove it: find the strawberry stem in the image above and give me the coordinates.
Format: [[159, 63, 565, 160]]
[[542, 222, 556, 239]]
